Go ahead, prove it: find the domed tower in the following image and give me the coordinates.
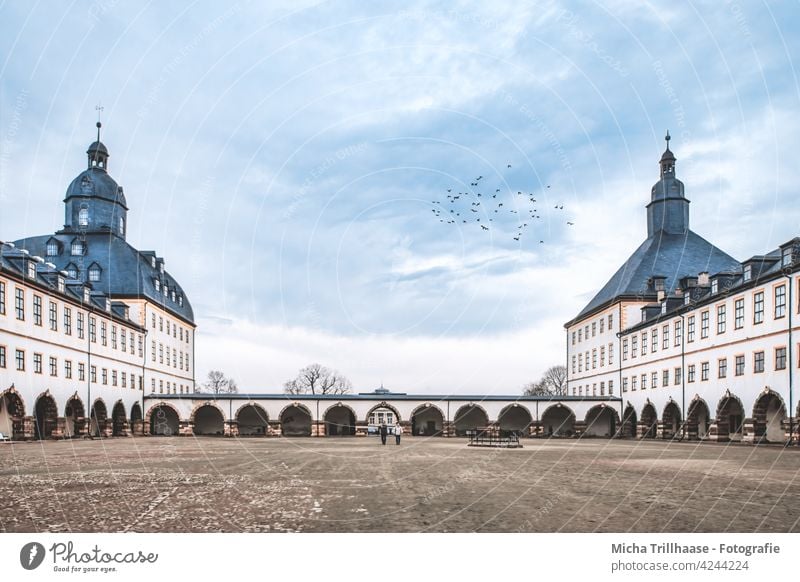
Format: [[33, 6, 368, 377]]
[[646, 131, 689, 236], [62, 122, 128, 239]]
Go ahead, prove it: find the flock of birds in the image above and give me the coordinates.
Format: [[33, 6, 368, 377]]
[[429, 164, 573, 243]]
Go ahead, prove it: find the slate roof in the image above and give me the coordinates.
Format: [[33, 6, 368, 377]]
[[569, 229, 740, 325], [64, 166, 127, 208], [12, 232, 194, 324]]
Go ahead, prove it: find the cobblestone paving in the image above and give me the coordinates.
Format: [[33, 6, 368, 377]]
[[1, 437, 799, 532]]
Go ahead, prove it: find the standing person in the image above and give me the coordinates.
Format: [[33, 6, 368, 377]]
[[395, 422, 402, 445], [379, 423, 387, 445]]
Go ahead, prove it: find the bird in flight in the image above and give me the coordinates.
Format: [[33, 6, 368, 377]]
[[567, 221, 574, 226]]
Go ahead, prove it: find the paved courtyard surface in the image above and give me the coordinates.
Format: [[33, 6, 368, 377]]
[[1, 437, 799, 533]]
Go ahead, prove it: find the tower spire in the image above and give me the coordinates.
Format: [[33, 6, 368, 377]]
[[659, 130, 676, 177]]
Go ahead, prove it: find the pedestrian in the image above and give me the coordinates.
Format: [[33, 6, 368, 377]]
[[379, 423, 387, 445], [395, 422, 402, 445]]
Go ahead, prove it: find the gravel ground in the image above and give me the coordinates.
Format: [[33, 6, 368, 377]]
[[1, 436, 798, 533]]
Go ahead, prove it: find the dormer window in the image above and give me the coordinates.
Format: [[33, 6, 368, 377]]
[[743, 265, 752, 282], [78, 208, 89, 227], [711, 279, 718, 294], [151, 257, 156, 268], [178, 295, 183, 306], [46, 241, 59, 256], [88, 264, 101, 282], [27, 261, 36, 279], [83, 288, 90, 303], [66, 263, 78, 279], [57, 277, 65, 293], [119, 217, 125, 237], [782, 247, 793, 267], [171, 290, 176, 302], [154, 279, 160, 292], [684, 293, 691, 305], [159, 262, 164, 274], [105, 299, 111, 312], [661, 302, 667, 314], [163, 285, 168, 297], [71, 240, 84, 256]]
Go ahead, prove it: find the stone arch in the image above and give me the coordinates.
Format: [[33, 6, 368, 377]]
[[64, 395, 85, 438], [323, 403, 356, 436], [235, 403, 269, 436], [0, 388, 27, 440], [410, 403, 445, 436], [640, 402, 657, 439], [192, 404, 225, 436], [280, 403, 312, 437], [584, 404, 619, 437], [715, 392, 745, 442], [90, 399, 108, 437], [622, 404, 637, 438], [540, 404, 575, 437], [365, 402, 401, 424], [130, 402, 143, 436], [147, 403, 180, 436], [111, 401, 127, 436], [34, 393, 58, 440], [687, 397, 710, 440], [497, 403, 533, 437], [752, 389, 786, 443], [453, 404, 489, 436], [662, 401, 682, 439]]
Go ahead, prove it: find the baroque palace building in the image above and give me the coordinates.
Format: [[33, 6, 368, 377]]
[[566, 133, 799, 443], [0, 123, 196, 439]]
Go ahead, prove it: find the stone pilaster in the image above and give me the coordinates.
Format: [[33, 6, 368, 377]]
[[311, 421, 325, 437], [267, 420, 282, 437], [741, 417, 758, 443], [225, 421, 239, 437]]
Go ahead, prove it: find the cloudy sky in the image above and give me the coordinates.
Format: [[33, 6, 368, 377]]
[[1, 1, 798, 394]]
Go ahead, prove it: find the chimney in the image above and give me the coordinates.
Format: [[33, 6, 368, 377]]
[[697, 271, 709, 286]]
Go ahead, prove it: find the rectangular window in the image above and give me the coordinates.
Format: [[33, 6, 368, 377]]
[[0, 345, 5, 368], [111, 325, 117, 349], [0, 280, 5, 315], [592, 322, 596, 337], [735, 298, 744, 329], [701, 310, 709, 338], [64, 307, 72, 335], [641, 332, 647, 355], [138, 335, 143, 357], [631, 335, 638, 358], [33, 353, 42, 374], [571, 332, 575, 345], [622, 339, 628, 360], [15, 288, 24, 320], [592, 348, 597, 369], [100, 321, 107, 346], [111, 370, 117, 386], [159, 343, 163, 364], [121, 329, 126, 352], [578, 329, 582, 342], [622, 378, 628, 392], [608, 343, 614, 365], [121, 371, 127, 389], [65, 360, 72, 379], [78, 363, 85, 381], [735, 355, 745, 376], [16, 349, 24, 371], [129, 334, 134, 354], [102, 368, 108, 385], [33, 294, 42, 326], [776, 347, 787, 370], [631, 376, 637, 391], [687, 315, 695, 342], [754, 351, 765, 374], [701, 361, 709, 381], [608, 314, 613, 330], [572, 355, 576, 373], [49, 301, 57, 331], [578, 353, 583, 372], [599, 319, 605, 334], [89, 317, 96, 342], [663, 369, 669, 387], [674, 320, 682, 346], [651, 328, 658, 353], [608, 380, 614, 395], [49, 356, 57, 376], [641, 374, 647, 390], [754, 291, 764, 324], [775, 285, 786, 319], [662, 325, 669, 349], [91, 365, 97, 383], [159, 317, 163, 332], [687, 364, 695, 383], [651, 371, 658, 389], [718, 358, 727, 379], [717, 305, 726, 334], [674, 367, 682, 385], [152, 313, 156, 328]]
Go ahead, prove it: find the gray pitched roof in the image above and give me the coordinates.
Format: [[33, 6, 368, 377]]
[[569, 229, 739, 324], [13, 232, 194, 324]]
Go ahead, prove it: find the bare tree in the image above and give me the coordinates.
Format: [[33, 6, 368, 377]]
[[198, 370, 238, 395], [522, 365, 567, 396], [284, 363, 352, 395]]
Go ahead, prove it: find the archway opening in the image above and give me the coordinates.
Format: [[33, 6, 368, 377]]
[[411, 405, 444, 436], [688, 399, 710, 439], [130, 402, 143, 430], [324, 405, 356, 436], [64, 396, 86, 438], [640, 404, 657, 439], [112, 402, 127, 436], [237, 404, 269, 436], [281, 405, 312, 437], [541, 405, 575, 437], [498, 405, 533, 437], [34, 395, 58, 440], [717, 395, 745, 442], [90, 400, 108, 437], [193, 405, 225, 436], [584, 405, 617, 437], [453, 405, 489, 437], [753, 392, 786, 443], [662, 402, 681, 439], [0, 390, 26, 440], [149, 404, 180, 436], [622, 405, 637, 438]]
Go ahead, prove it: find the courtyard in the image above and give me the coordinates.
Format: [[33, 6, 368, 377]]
[[0, 437, 798, 533]]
